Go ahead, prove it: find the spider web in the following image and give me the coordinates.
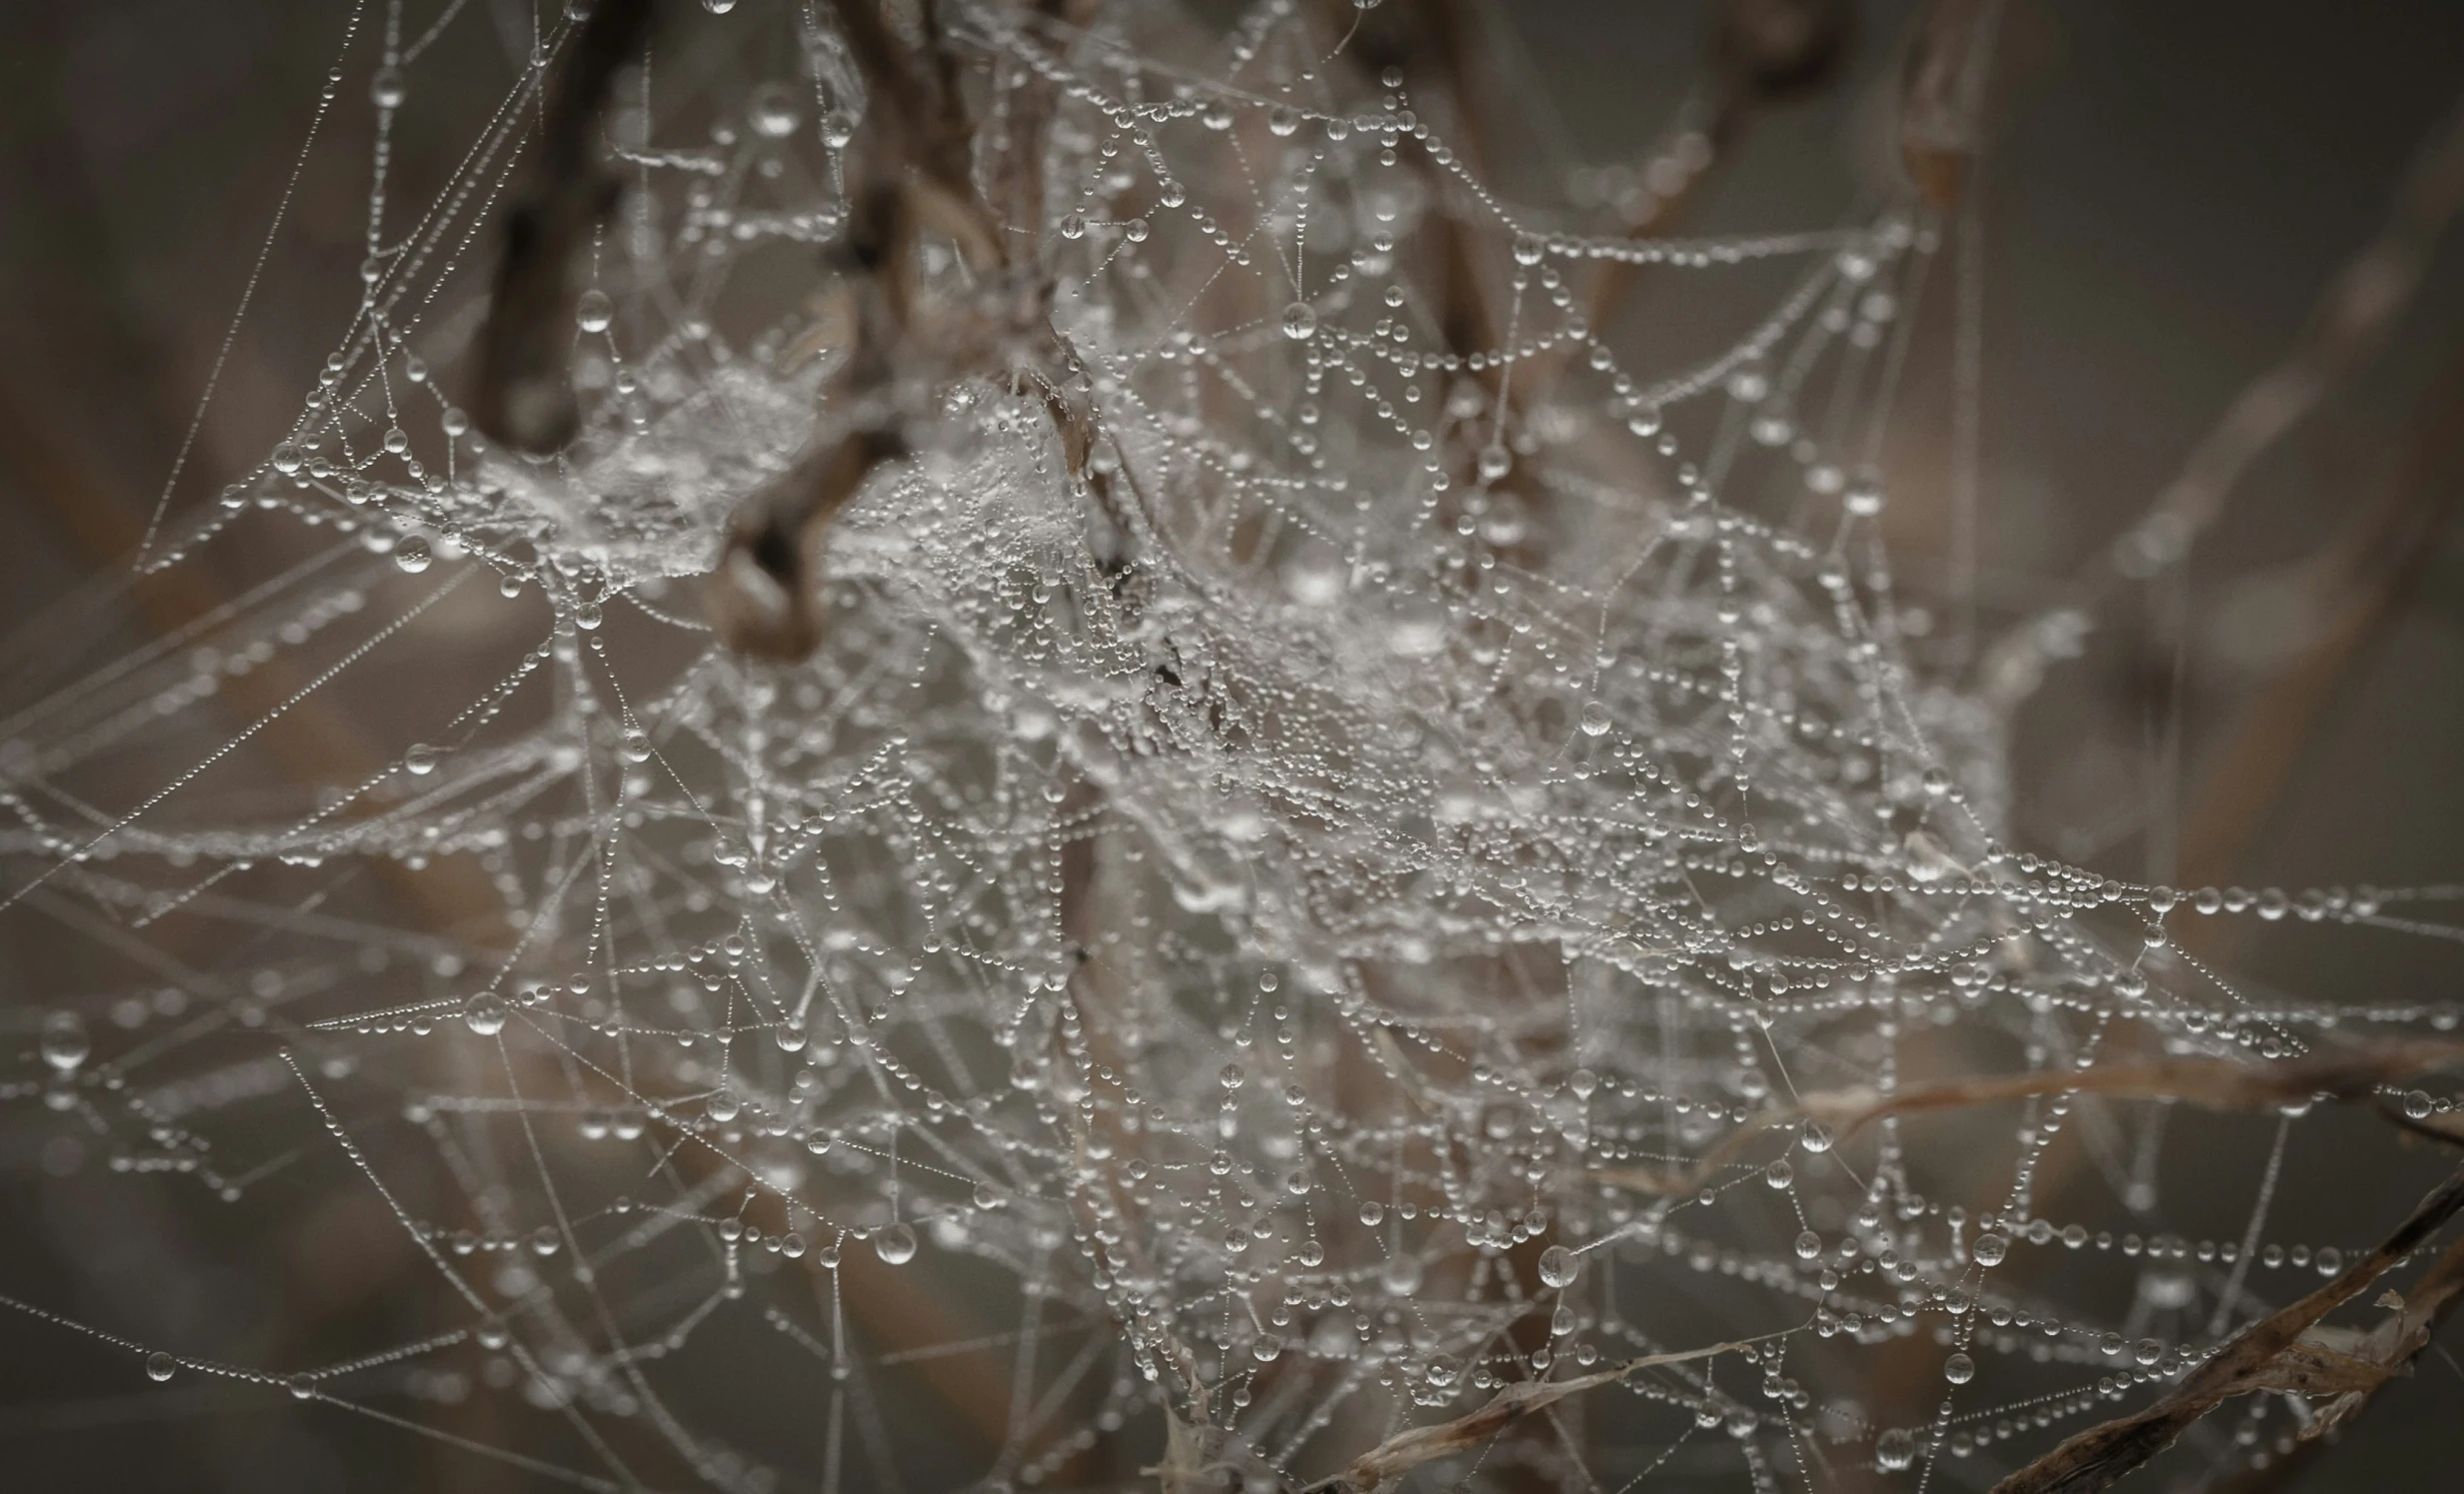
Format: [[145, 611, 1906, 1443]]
[[5, 2, 2464, 1491]]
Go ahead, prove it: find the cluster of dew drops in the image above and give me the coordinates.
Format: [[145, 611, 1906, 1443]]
[[9, 3, 2464, 1490]]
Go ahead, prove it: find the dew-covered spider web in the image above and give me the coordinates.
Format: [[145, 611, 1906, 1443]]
[[7, 1, 2464, 1491]]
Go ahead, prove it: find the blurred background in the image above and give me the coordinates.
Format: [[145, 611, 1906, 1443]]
[[2, 0, 2461, 1487]]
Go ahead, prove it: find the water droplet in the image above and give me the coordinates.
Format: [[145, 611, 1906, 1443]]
[[1512, 233, 1545, 267], [1059, 211, 1088, 241], [39, 1012, 89, 1073], [1536, 1244, 1577, 1289], [874, 1222, 918, 1265], [1280, 301, 1318, 341], [271, 442, 303, 475], [145, 1351, 176, 1383], [463, 992, 509, 1037], [1971, 1232, 2008, 1267], [1476, 446, 1511, 483], [2405, 1089, 2435, 1120], [701, 0, 737, 13], [1379, 1253, 1422, 1296], [1267, 105, 1300, 137], [747, 81, 799, 138], [1124, 217, 1150, 243], [1578, 701, 1611, 737], [1799, 1119, 1834, 1153], [1875, 1427, 1916, 1471], [1793, 1229, 1822, 1260], [1942, 1351, 1974, 1384], [576, 289, 614, 334], [1251, 1332, 1282, 1362], [370, 66, 406, 110], [394, 536, 433, 573], [404, 743, 438, 776], [286, 1373, 317, 1400]]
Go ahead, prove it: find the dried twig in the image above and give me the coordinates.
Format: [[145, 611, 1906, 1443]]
[[1592, 1041, 2464, 1197], [1992, 1155, 2464, 1494], [707, 0, 1126, 660], [2175, 342, 2464, 893], [472, 0, 659, 453], [1897, 0, 1997, 209], [1296, 1335, 1762, 1493]]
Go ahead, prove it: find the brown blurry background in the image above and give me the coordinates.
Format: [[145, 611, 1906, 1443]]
[[3, 0, 2462, 1488]]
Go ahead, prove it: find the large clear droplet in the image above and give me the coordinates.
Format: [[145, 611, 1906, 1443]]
[[1379, 1252, 1422, 1296], [1942, 1351, 1974, 1384], [1280, 301, 1318, 341], [1875, 1427, 1916, 1471], [145, 1351, 176, 1383], [463, 992, 509, 1037], [747, 81, 799, 138], [39, 1012, 89, 1073], [370, 66, 406, 110], [874, 1222, 918, 1265], [576, 289, 614, 334], [1535, 1244, 1577, 1289], [394, 536, 433, 574], [1971, 1232, 2008, 1267]]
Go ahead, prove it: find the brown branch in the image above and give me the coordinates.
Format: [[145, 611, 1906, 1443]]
[[472, 0, 659, 454], [1897, 0, 1995, 209], [1992, 1156, 2464, 1494], [2100, 88, 2464, 583], [1591, 1040, 2464, 1198], [1295, 1335, 1762, 1493], [2176, 341, 2464, 893], [1576, 0, 1847, 343]]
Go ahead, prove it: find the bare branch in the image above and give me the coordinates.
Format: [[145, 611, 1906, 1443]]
[[473, 0, 658, 453], [1594, 1041, 2464, 1197], [1993, 1156, 2464, 1494], [1299, 1336, 1764, 1493]]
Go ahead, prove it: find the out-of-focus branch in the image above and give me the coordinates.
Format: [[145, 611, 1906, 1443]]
[[2176, 342, 2464, 894], [1897, 0, 1998, 210], [472, 0, 659, 454], [2104, 89, 2464, 586], [1575, 0, 1848, 348]]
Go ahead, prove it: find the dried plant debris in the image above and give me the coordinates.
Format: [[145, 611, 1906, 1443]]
[[12, 3, 2464, 1493], [1995, 1159, 2464, 1493], [1596, 1041, 2464, 1196]]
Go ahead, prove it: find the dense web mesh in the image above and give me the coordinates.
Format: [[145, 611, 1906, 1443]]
[[6, 2, 2464, 1492]]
